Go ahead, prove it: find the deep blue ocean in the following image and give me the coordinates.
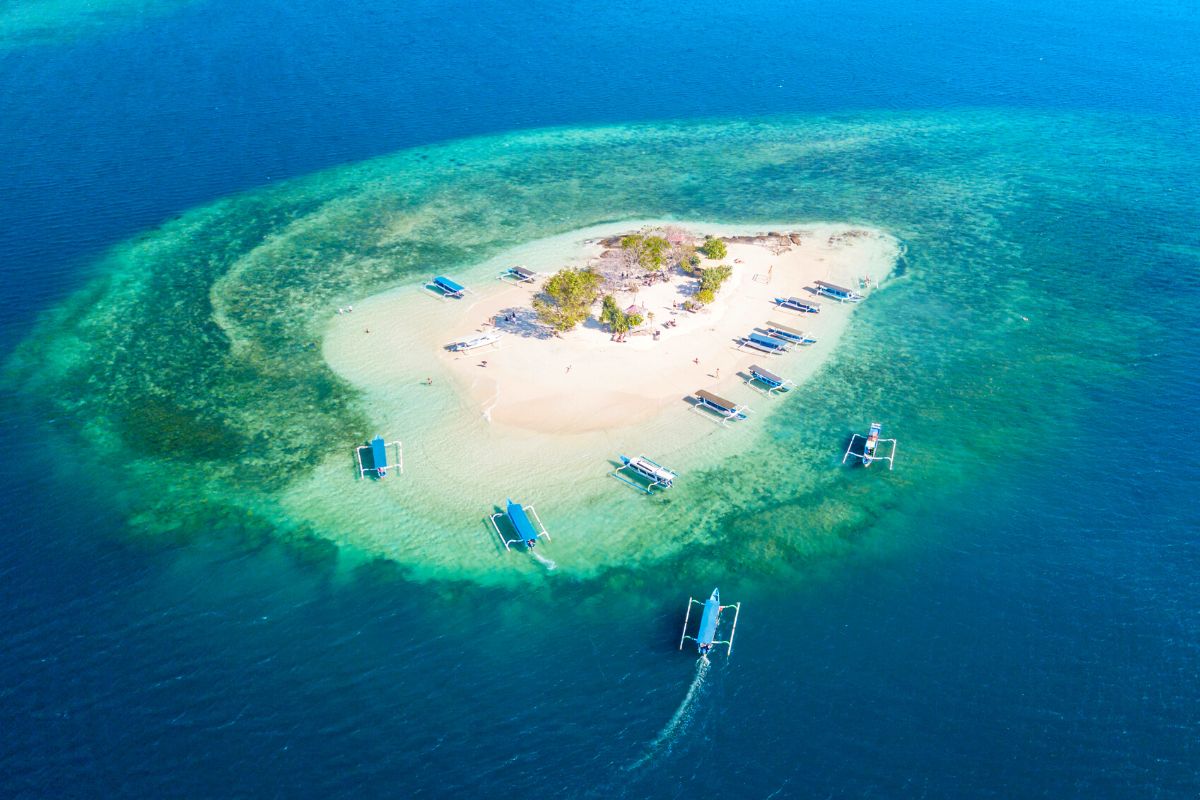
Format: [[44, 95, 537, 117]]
[[2, 1, 1198, 797]]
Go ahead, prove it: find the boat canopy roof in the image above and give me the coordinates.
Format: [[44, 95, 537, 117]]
[[434, 275, 465, 293], [509, 266, 535, 279], [695, 389, 737, 411], [749, 364, 783, 385], [815, 280, 853, 294], [697, 589, 721, 645], [370, 436, 388, 469], [766, 320, 803, 336], [783, 296, 820, 308], [749, 332, 788, 349], [506, 499, 538, 542]]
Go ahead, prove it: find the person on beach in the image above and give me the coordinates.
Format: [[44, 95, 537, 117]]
[[693, 357, 699, 365]]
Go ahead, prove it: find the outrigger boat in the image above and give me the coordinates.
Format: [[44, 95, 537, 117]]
[[447, 331, 502, 352], [814, 280, 864, 303], [429, 275, 468, 299], [745, 364, 794, 395], [739, 332, 791, 354], [775, 296, 821, 314], [498, 265, 537, 284], [612, 454, 677, 494], [355, 435, 403, 479], [842, 422, 897, 469], [679, 588, 741, 657], [490, 498, 551, 551], [692, 389, 751, 425], [766, 321, 817, 345]]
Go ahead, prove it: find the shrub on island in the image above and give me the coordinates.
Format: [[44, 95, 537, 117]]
[[620, 233, 670, 274], [700, 236, 727, 260], [533, 268, 603, 333], [599, 294, 643, 337], [694, 263, 733, 305]]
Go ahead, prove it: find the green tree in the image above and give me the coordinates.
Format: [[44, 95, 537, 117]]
[[694, 264, 733, 306], [700, 236, 727, 260], [599, 294, 644, 335], [599, 294, 621, 329], [640, 235, 669, 272], [533, 268, 602, 332]]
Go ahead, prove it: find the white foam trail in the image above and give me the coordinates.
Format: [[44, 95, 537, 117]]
[[531, 550, 557, 570], [625, 656, 710, 771]]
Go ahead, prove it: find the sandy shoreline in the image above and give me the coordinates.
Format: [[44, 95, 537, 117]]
[[295, 221, 900, 574], [323, 222, 899, 440], [428, 226, 897, 433]]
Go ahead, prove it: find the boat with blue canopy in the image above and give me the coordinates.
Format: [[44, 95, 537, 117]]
[[429, 275, 468, 298], [740, 331, 791, 354], [679, 588, 741, 657], [355, 435, 403, 479], [489, 498, 551, 551]]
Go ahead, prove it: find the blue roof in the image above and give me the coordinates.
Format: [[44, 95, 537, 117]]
[[370, 436, 388, 470], [697, 589, 721, 645], [434, 275, 465, 293], [506, 499, 538, 545], [749, 332, 787, 349]]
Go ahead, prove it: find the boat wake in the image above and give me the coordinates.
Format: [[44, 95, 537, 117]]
[[625, 656, 710, 771], [531, 550, 557, 570]]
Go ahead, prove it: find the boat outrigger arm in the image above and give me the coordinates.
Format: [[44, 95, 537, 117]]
[[355, 436, 403, 479], [842, 423, 897, 470], [490, 498, 551, 551], [612, 454, 678, 494], [679, 588, 741, 657]]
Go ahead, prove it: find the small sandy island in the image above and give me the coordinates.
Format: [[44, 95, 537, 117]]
[[301, 222, 900, 574], [427, 225, 897, 433], [325, 223, 900, 438]]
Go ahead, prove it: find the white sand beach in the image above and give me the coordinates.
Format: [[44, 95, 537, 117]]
[[430, 228, 896, 434], [304, 221, 899, 576], [326, 223, 898, 435]]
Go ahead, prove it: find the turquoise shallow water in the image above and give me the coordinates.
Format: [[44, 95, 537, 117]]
[[2, 0, 1199, 796], [7, 110, 1189, 581]]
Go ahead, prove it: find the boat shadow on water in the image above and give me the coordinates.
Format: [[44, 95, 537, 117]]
[[841, 433, 866, 467]]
